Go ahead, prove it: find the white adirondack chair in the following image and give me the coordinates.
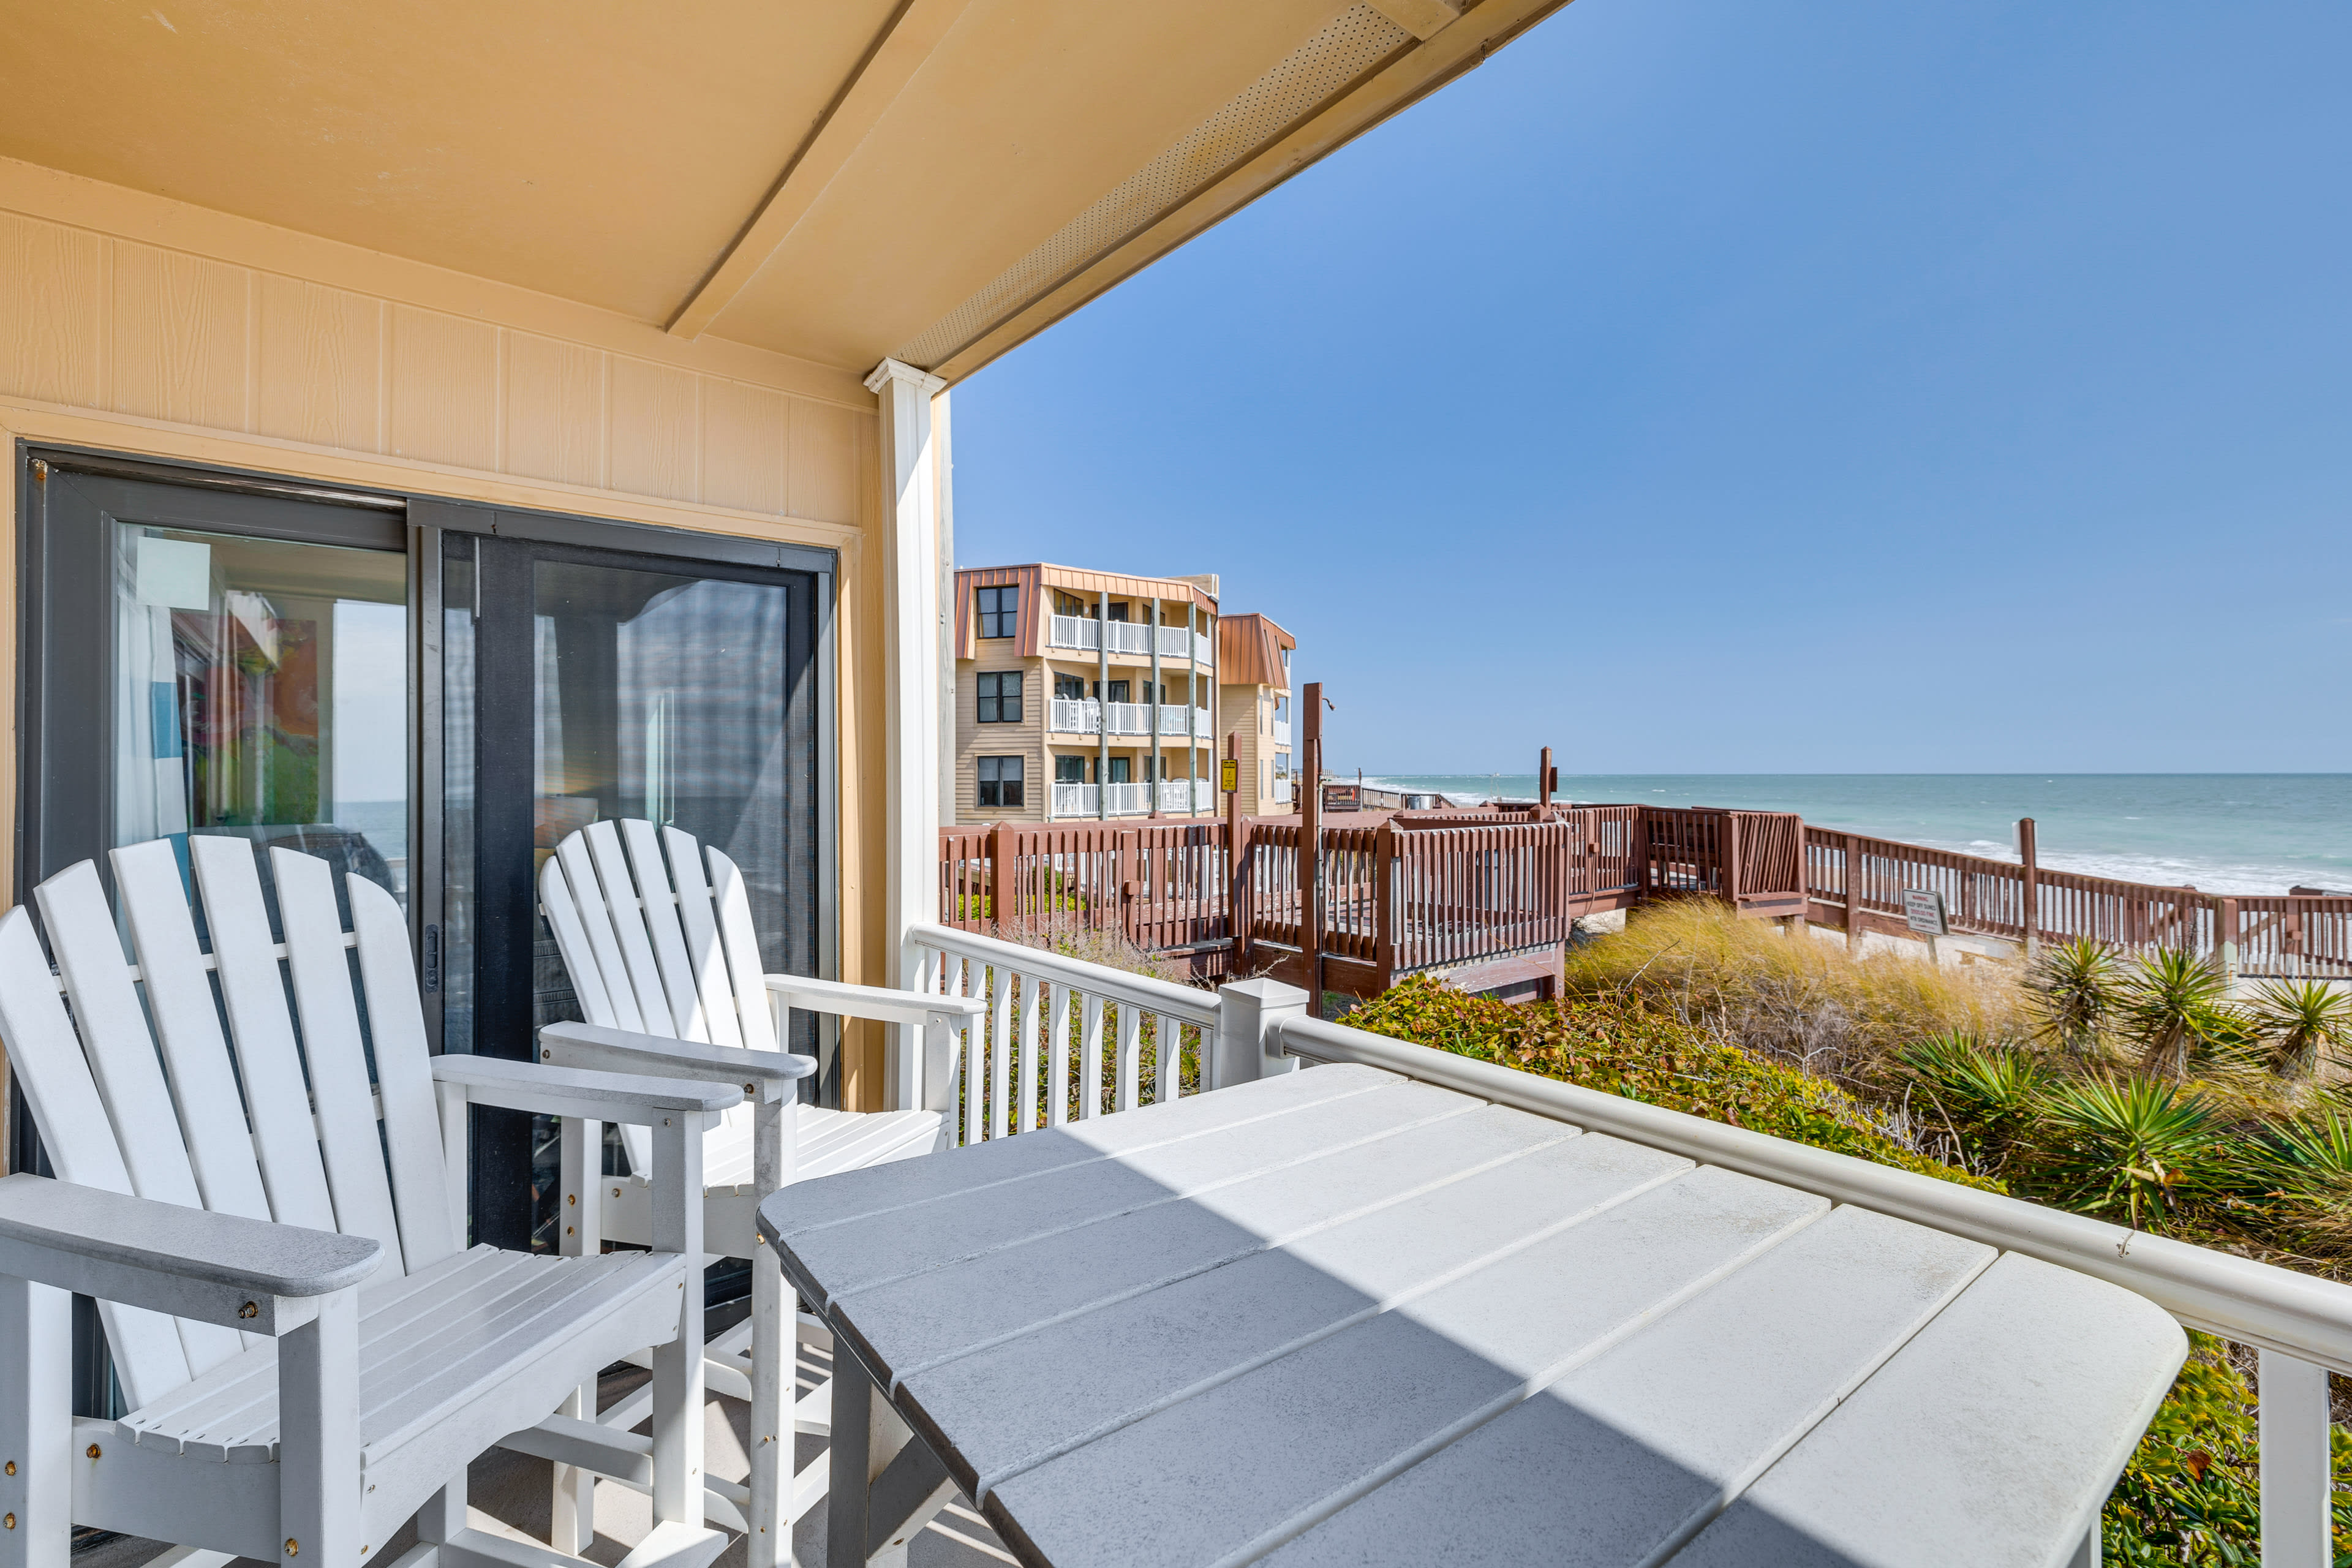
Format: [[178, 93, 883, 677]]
[[530, 819, 983, 1568], [0, 835, 762, 1568]]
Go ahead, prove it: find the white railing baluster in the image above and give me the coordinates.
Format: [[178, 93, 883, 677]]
[[1080, 994, 1105, 1118], [2258, 1349, 2333, 1568], [1018, 975, 1044, 1134], [956, 956, 981, 1149], [1049, 983, 1072, 1126], [1009, 974, 1033, 1134], [1153, 1014, 1175, 1105], [1116, 1006, 1141, 1112], [989, 962, 1012, 1141]]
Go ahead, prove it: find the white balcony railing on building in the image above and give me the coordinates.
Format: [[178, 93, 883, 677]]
[[1047, 614, 1100, 652], [1273, 718, 1292, 745], [1157, 778, 1210, 813], [1270, 777, 1292, 804], [1045, 616, 1202, 663], [1049, 699, 1209, 737], [901, 929, 2352, 1566], [1047, 778, 1212, 817]]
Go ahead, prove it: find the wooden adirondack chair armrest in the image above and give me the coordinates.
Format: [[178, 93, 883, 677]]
[[538, 1020, 814, 1102], [764, 973, 989, 1028], [0, 1172, 379, 1333], [431, 1055, 743, 1126]]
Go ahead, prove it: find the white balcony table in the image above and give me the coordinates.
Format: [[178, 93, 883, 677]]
[[763, 1063, 2185, 1568]]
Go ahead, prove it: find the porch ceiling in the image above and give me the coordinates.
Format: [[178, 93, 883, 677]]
[[0, 0, 1564, 384]]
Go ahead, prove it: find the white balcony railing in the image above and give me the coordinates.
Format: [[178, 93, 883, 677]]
[[1048, 699, 1210, 737], [1270, 777, 1292, 804], [1047, 778, 1212, 817], [1273, 718, 1292, 745], [902, 929, 2352, 1567], [1047, 614, 1100, 652], [1157, 778, 1211, 812], [1046, 616, 1202, 663]]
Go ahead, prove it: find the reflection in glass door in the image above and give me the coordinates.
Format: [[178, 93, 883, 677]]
[[531, 560, 797, 1027], [443, 532, 820, 1251], [112, 525, 409, 912]]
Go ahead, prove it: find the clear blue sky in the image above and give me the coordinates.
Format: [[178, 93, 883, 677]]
[[951, 1, 2352, 776]]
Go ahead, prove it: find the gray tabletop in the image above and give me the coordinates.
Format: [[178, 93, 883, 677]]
[[766, 1063, 2185, 1568]]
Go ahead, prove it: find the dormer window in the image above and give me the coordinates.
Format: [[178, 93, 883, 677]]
[[975, 585, 1017, 639]]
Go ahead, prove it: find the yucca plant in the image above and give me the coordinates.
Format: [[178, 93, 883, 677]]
[[1899, 1031, 2046, 1176], [2119, 949, 2234, 1079], [2245, 979, 2352, 1081], [2028, 937, 2120, 1056], [2032, 1076, 2231, 1233]]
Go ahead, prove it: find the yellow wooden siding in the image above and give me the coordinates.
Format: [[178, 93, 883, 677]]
[[955, 652, 1045, 823], [0, 206, 865, 522]]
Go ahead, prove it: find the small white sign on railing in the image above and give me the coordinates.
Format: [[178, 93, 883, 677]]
[[1901, 888, 1948, 937]]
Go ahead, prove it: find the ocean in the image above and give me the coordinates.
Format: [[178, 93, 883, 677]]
[[1356, 775, 2352, 897]]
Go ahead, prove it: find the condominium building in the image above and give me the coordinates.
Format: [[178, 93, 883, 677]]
[[952, 564, 1222, 822], [1218, 613, 1298, 814]]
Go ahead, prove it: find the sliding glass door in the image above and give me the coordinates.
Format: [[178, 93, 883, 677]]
[[438, 530, 824, 1250]]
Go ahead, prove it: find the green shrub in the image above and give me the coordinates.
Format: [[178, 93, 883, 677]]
[[1346, 976, 2000, 1191], [1898, 1032, 2048, 1178]]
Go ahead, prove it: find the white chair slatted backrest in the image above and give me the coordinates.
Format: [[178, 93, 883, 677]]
[[619, 819, 703, 1042], [660, 826, 745, 1054], [705, 847, 777, 1057], [550, 831, 646, 1035], [189, 834, 340, 1235], [0, 837, 454, 1411], [540, 823, 782, 1174], [582, 822, 677, 1039], [271, 848, 404, 1270]]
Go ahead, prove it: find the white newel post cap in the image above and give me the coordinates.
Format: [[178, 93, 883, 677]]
[[864, 357, 948, 398], [1214, 978, 1309, 1088]]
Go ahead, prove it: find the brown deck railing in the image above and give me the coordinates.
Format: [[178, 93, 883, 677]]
[[1803, 827, 2352, 978], [947, 809, 2352, 997]]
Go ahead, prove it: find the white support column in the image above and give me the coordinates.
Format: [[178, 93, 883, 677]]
[[867, 358, 949, 1109]]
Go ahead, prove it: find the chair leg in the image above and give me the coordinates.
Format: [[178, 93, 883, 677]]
[[0, 1278, 70, 1568], [551, 1385, 597, 1555], [279, 1290, 361, 1568], [649, 1117, 706, 1532], [553, 1114, 605, 1555], [747, 1094, 793, 1568]]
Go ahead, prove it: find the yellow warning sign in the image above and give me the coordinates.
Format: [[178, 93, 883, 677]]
[[1219, 758, 1239, 793]]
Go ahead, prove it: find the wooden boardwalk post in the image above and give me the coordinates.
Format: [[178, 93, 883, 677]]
[[1375, 818, 1399, 990], [1844, 831, 1863, 954], [2018, 817, 2039, 958], [1301, 682, 1324, 1012], [988, 821, 1008, 929], [1224, 734, 1250, 968], [1722, 811, 1743, 910]]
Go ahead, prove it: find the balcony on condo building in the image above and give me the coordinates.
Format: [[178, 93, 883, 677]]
[[1049, 698, 1214, 737]]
